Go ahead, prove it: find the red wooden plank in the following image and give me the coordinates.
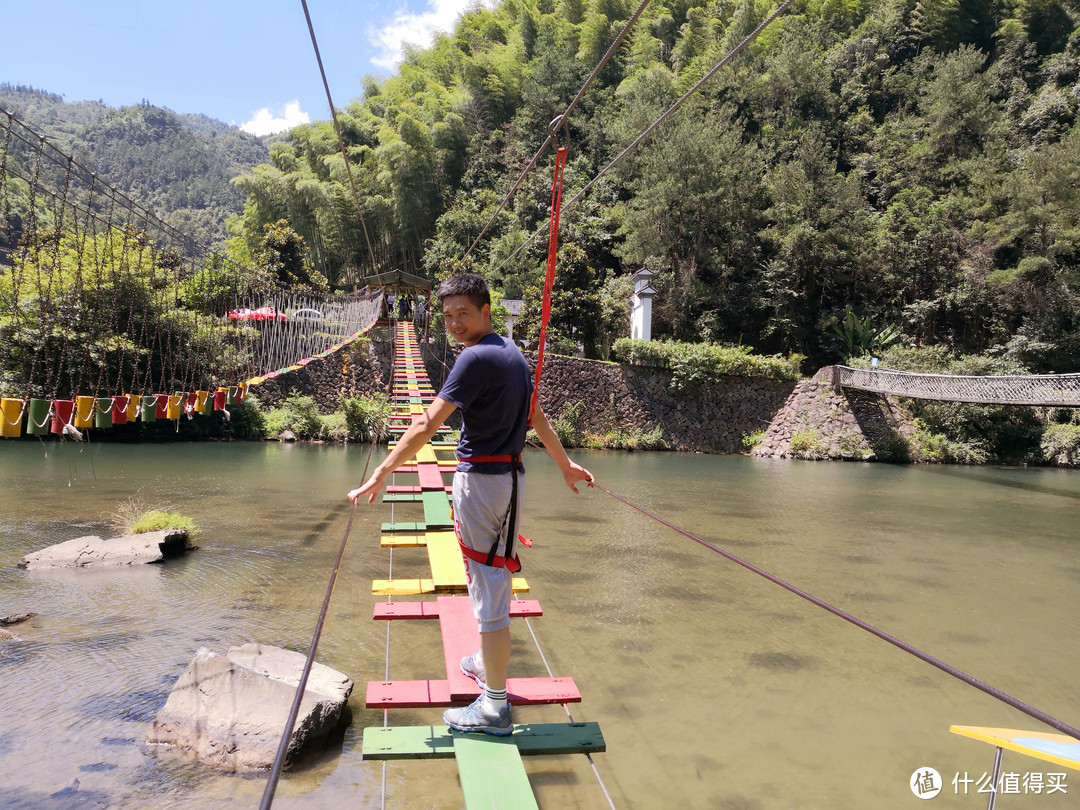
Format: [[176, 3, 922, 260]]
[[365, 677, 580, 708], [385, 484, 422, 494], [373, 600, 542, 621], [366, 679, 451, 708], [417, 463, 447, 491], [437, 595, 481, 699]]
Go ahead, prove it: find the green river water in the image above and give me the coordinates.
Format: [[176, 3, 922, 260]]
[[0, 441, 1077, 809]]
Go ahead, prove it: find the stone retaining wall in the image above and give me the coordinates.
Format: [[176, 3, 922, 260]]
[[249, 335, 911, 458], [751, 368, 913, 460]]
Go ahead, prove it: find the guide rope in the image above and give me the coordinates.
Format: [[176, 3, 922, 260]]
[[589, 479, 1080, 741], [528, 137, 568, 424], [299, 0, 377, 273], [260, 432, 381, 808]]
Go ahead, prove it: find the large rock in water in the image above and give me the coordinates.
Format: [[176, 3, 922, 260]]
[[17, 529, 191, 569], [147, 643, 353, 772]]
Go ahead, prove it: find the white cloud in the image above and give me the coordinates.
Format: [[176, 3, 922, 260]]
[[370, 0, 481, 71], [240, 101, 310, 137]]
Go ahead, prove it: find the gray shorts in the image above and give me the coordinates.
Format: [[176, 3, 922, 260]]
[[452, 470, 526, 633]]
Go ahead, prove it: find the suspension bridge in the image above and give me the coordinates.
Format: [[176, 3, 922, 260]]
[[832, 364, 1080, 407], [0, 106, 383, 440]]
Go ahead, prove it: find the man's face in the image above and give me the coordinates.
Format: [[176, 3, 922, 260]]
[[441, 294, 491, 347]]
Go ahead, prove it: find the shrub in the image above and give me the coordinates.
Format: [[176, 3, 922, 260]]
[[1041, 423, 1080, 467], [340, 393, 392, 442], [907, 420, 987, 464], [742, 429, 766, 450], [264, 394, 323, 439], [226, 396, 267, 439], [614, 338, 803, 389], [789, 427, 827, 459], [549, 401, 587, 447]]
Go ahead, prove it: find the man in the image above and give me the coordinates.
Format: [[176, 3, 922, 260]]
[[348, 273, 593, 735]]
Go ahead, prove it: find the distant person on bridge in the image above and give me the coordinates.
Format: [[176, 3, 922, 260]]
[[348, 272, 593, 735]]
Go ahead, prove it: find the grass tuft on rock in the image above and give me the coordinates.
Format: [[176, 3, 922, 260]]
[[111, 498, 198, 536]]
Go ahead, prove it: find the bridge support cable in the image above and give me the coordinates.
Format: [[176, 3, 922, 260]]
[[461, 0, 655, 264], [299, 0, 377, 272], [588, 480, 1080, 742]]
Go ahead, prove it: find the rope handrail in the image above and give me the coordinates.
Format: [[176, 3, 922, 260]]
[[835, 365, 1080, 407]]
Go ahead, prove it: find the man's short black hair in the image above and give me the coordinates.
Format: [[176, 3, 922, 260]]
[[436, 273, 490, 309]]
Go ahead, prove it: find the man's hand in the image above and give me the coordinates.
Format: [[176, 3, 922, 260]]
[[562, 461, 594, 494], [347, 473, 386, 505]]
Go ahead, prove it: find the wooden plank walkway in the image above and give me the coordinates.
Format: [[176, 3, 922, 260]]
[[361, 320, 603, 808]]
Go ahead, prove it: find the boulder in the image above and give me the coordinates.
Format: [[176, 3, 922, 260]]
[[17, 530, 191, 569], [146, 643, 353, 772], [0, 612, 37, 626]]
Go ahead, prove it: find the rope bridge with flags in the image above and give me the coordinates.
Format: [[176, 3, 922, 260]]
[[0, 107, 383, 439]]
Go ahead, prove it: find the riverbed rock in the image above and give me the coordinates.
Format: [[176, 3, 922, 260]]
[[0, 612, 37, 626], [146, 643, 353, 772], [0, 627, 19, 641], [17, 530, 191, 570]]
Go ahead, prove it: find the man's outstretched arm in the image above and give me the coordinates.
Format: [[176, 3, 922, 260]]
[[531, 404, 594, 493], [348, 397, 458, 504]]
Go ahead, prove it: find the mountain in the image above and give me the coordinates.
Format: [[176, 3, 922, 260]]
[[0, 84, 269, 246]]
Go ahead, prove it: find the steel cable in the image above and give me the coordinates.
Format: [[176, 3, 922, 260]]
[[589, 480, 1080, 741], [491, 0, 795, 275]]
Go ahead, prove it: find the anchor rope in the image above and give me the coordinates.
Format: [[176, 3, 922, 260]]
[[588, 479, 1080, 741], [461, 0, 654, 264], [299, 0, 377, 273], [260, 433, 381, 809], [491, 0, 795, 277]]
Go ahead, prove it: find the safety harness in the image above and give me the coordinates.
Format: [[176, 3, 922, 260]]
[[455, 453, 531, 573]]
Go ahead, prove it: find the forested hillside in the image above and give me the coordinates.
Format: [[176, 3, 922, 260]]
[[228, 0, 1080, 370], [0, 85, 268, 245]]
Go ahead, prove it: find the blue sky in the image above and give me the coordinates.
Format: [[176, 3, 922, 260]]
[[1, 0, 477, 135]]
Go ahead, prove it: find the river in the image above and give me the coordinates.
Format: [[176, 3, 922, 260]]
[[0, 441, 1077, 809]]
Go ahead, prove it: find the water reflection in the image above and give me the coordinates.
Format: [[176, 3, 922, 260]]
[[0, 442, 1077, 808]]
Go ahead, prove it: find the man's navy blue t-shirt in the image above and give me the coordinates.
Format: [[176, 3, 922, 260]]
[[438, 332, 531, 474]]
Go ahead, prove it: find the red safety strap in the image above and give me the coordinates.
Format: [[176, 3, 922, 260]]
[[457, 454, 515, 463], [458, 537, 522, 573], [529, 145, 568, 426]]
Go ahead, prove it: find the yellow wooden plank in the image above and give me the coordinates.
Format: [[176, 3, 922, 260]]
[[409, 403, 424, 414], [427, 531, 466, 590], [416, 445, 438, 464], [372, 577, 529, 595], [381, 534, 426, 548], [372, 579, 435, 595], [950, 726, 1080, 771]]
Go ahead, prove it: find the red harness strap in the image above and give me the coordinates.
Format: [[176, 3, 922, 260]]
[[528, 145, 568, 426], [458, 536, 523, 573]]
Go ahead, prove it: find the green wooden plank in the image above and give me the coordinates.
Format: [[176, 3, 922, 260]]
[[382, 493, 422, 503], [422, 491, 454, 529], [381, 521, 426, 533], [362, 726, 454, 759], [361, 722, 605, 760], [454, 733, 539, 810]]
